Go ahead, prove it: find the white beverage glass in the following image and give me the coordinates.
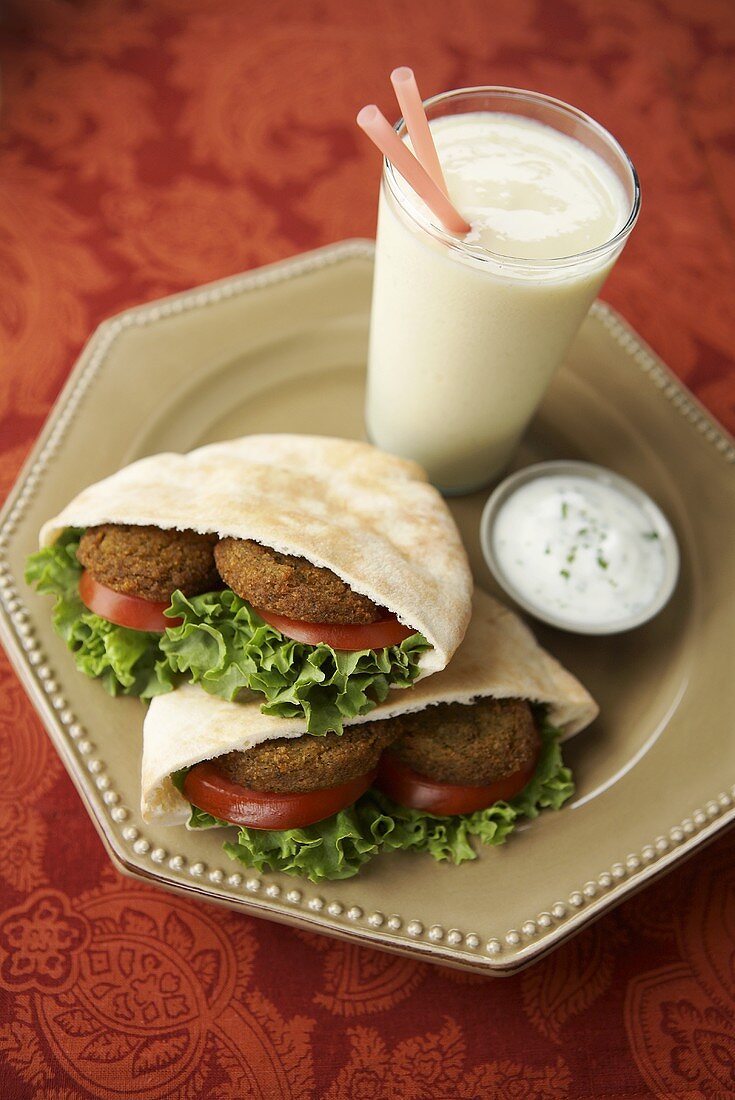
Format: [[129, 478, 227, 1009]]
[[366, 87, 641, 494]]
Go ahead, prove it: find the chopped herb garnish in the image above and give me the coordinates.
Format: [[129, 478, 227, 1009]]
[[597, 555, 609, 570], [544, 545, 551, 556], [577, 527, 588, 537], [561, 502, 569, 519], [643, 531, 659, 541], [560, 568, 570, 580], [566, 549, 577, 564]]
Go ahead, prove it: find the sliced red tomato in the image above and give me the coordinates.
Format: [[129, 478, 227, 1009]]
[[79, 570, 182, 633], [183, 762, 376, 830], [376, 748, 539, 816], [253, 606, 414, 651]]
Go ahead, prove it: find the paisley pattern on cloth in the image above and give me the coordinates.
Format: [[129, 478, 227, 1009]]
[[0, 0, 733, 1096]]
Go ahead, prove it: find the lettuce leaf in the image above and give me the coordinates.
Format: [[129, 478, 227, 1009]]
[[182, 786, 395, 880], [24, 530, 174, 698], [188, 718, 574, 882], [159, 589, 429, 734], [223, 800, 399, 882]]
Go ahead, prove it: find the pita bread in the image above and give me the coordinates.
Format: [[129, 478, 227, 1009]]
[[40, 434, 472, 678], [142, 588, 598, 825]]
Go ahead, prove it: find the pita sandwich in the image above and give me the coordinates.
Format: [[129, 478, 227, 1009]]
[[140, 588, 598, 881], [29, 434, 473, 731]]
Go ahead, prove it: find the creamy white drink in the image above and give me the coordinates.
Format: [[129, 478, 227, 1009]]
[[366, 91, 638, 493]]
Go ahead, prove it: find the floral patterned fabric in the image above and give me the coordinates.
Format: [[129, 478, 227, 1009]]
[[1, 1, 734, 1097]]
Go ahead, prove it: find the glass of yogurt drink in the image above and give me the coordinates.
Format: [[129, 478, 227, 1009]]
[[366, 87, 640, 494]]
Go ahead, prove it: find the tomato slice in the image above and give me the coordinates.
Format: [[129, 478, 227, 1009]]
[[183, 762, 377, 830], [376, 748, 539, 816], [253, 606, 414, 651], [79, 570, 181, 633]]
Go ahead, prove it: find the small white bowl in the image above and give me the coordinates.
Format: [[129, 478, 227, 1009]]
[[480, 460, 680, 635]]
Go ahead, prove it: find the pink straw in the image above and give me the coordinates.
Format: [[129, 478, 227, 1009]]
[[357, 105, 470, 236], [390, 67, 448, 196]]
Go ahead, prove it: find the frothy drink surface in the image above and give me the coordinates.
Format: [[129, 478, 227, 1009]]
[[423, 113, 627, 259]]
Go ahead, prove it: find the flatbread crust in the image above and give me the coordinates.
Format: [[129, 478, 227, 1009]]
[[142, 588, 598, 825], [40, 434, 472, 679]]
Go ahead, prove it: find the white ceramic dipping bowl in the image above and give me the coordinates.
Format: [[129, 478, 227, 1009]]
[[480, 460, 680, 635]]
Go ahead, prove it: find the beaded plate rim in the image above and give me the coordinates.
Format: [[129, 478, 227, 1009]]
[[0, 238, 733, 974]]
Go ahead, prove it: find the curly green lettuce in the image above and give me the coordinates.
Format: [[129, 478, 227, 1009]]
[[24, 529, 174, 698], [26, 529, 430, 731], [185, 718, 574, 882], [159, 589, 429, 734]]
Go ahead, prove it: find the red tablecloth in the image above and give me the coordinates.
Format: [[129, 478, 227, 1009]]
[[1, 3, 733, 1097]]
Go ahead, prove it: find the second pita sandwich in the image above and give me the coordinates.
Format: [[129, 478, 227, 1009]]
[[141, 589, 598, 881]]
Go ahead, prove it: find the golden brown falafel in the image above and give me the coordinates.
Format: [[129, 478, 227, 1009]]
[[77, 524, 220, 603], [214, 538, 382, 625], [385, 698, 539, 786], [216, 719, 398, 793]]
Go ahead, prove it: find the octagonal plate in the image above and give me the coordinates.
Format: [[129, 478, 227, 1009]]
[[1, 240, 733, 973]]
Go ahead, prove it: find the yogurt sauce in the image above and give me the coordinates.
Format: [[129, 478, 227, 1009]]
[[492, 474, 668, 626]]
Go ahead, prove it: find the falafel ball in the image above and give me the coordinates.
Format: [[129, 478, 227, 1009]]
[[385, 698, 539, 786], [216, 719, 398, 793], [214, 538, 381, 625], [77, 524, 220, 603]]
